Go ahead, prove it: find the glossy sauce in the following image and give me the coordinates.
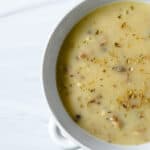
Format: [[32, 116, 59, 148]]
[[57, 2, 150, 145]]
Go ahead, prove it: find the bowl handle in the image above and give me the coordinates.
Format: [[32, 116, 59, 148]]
[[48, 116, 82, 150]]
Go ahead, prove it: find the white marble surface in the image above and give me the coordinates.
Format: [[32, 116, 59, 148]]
[[0, 0, 83, 149]]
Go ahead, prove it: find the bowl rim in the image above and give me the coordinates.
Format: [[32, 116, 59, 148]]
[[42, 0, 150, 149]]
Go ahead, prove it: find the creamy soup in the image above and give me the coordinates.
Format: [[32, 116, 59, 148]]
[[57, 2, 150, 145]]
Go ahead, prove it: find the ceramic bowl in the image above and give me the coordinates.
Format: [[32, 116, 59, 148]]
[[42, 0, 150, 149]]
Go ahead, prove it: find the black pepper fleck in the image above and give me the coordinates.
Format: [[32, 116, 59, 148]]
[[90, 89, 95, 92], [95, 30, 100, 35], [102, 69, 106, 73], [97, 102, 101, 105], [126, 10, 129, 14], [114, 42, 121, 48], [70, 74, 74, 77], [74, 114, 81, 122], [130, 5, 134, 10], [118, 15, 122, 19], [63, 66, 68, 73], [122, 104, 127, 109], [121, 22, 127, 29]]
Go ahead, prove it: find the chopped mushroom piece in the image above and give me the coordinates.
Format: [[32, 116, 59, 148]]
[[79, 53, 87, 59], [112, 65, 127, 72], [109, 115, 123, 128]]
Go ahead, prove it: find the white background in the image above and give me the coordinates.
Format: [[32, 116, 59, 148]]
[[0, 0, 83, 149]]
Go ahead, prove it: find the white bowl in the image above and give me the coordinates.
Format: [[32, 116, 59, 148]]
[[42, 0, 150, 149]]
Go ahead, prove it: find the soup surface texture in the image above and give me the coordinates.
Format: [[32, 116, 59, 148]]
[[57, 2, 150, 145]]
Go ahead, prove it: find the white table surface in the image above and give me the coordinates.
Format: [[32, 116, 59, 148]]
[[0, 0, 83, 149]]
